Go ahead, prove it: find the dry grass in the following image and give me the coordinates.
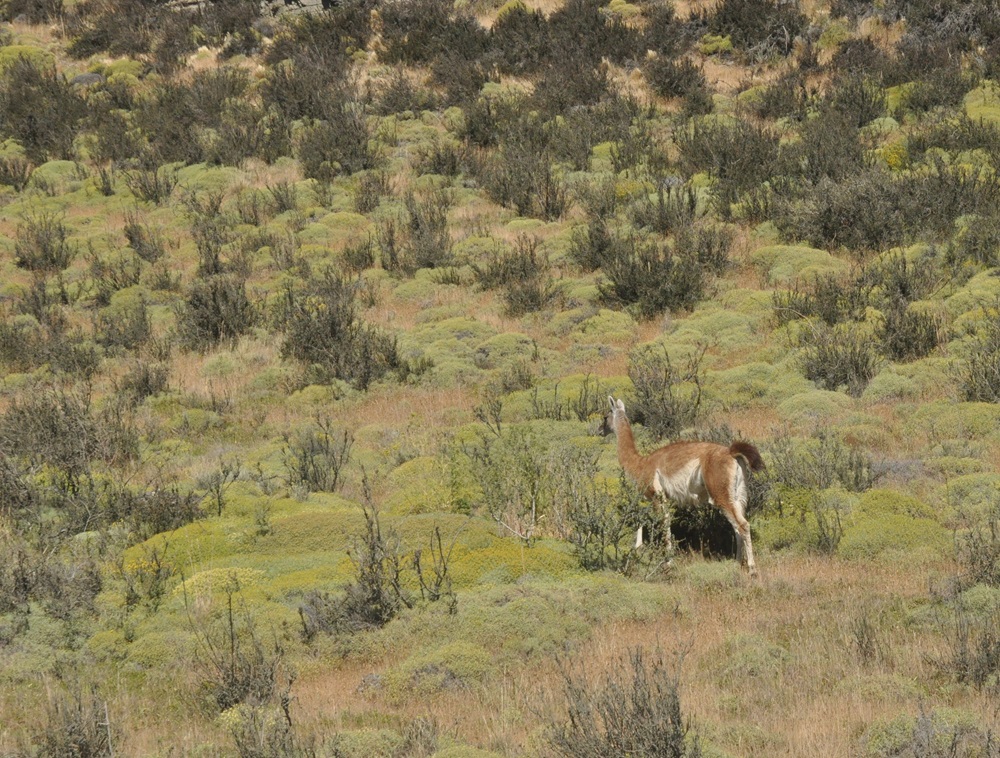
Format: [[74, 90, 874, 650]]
[[164, 552, 984, 758]]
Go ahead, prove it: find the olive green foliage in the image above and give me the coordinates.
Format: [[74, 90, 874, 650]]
[[472, 236, 561, 316], [176, 275, 257, 351], [277, 270, 402, 390], [627, 343, 705, 438], [959, 305, 1000, 402], [282, 418, 353, 494]]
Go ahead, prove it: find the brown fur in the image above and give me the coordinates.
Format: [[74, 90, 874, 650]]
[[605, 397, 763, 576]]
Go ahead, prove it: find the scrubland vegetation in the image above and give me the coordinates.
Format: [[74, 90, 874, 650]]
[[3, 0, 1000, 754]]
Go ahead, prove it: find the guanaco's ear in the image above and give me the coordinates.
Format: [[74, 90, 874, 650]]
[[608, 396, 616, 411], [615, 398, 626, 413]]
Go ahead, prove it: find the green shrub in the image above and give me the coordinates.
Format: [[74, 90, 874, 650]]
[[959, 307, 1000, 402], [282, 418, 353, 494], [0, 57, 85, 162], [800, 321, 882, 397], [767, 430, 883, 492], [703, 0, 804, 58], [676, 117, 779, 215], [597, 234, 706, 319], [13, 212, 77, 273], [277, 270, 403, 390], [627, 343, 704, 438], [176, 275, 257, 351], [472, 236, 561, 316]]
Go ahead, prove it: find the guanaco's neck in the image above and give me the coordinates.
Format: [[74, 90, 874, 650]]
[[614, 416, 646, 479]]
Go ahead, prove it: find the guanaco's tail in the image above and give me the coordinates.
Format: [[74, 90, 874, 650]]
[[729, 441, 765, 472]]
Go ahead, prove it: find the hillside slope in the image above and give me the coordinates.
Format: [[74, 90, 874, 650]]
[[1, 0, 1000, 754]]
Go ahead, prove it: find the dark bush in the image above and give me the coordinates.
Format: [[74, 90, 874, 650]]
[[277, 270, 403, 390], [704, 0, 805, 58], [673, 221, 734, 276], [948, 214, 1000, 273], [3, 0, 62, 21], [908, 113, 1000, 168], [894, 63, 978, 116], [751, 72, 809, 121], [14, 213, 77, 273], [68, 0, 174, 59], [568, 218, 621, 272], [0, 57, 86, 163], [387, 188, 455, 272], [282, 418, 353, 494], [772, 272, 865, 326], [196, 589, 291, 714], [297, 106, 379, 183], [472, 236, 562, 316], [343, 237, 376, 273], [262, 57, 343, 123], [148, 9, 200, 75], [33, 682, 116, 758], [860, 250, 938, 306], [490, 1, 549, 75], [123, 211, 168, 263], [415, 139, 465, 178], [547, 0, 639, 66], [432, 51, 491, 107], [783, 110, 869, 184], [265, 5, 371, 69], [380, 0, 488, 65], [96, 297, 151, 351], [675, 118, 779, 215], [0, 155, 33, 192], [959, 307, 1000, 403], [957, 498, 1000, 588], [548, 648, 700, 758], [824, 74, 885, 128], [478, 119, 569, 219], [299, 505, 411, 637], [88, 249, 142, 308], [645, 57, 706, 101], [630, 183, 699, 237], [597, 236, 706, 319], [553, 92, 642, 171], [114, 359, 169, 409], [0, 389, 100, 480], [772, 172, 903, 251], [176, 275, 257, 351], [877, 301, 942, 362], [134, 82, 202, 165], [532, 58, 610, 116], [800, 322, 882, 397], [123, 165, 180, 205], [627, 343, 705, 438], [767, 429, 883, 492], [374, 70, 439, 116], [564, 471, 650, 573], [643, 1, 692, 56], [207, 101, 291, 166]]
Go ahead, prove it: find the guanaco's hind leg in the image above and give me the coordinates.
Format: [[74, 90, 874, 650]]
[[705, 462, 759, 577]]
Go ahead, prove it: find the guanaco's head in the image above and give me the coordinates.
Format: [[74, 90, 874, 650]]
[[602, 396, 627, 436]]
